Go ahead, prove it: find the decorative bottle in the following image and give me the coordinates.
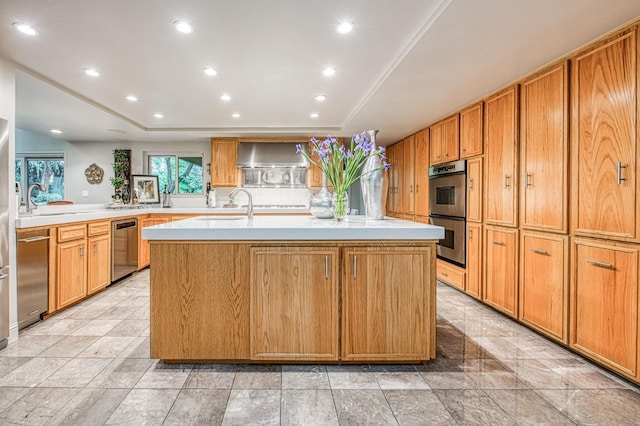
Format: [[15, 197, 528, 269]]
[[309, 172, 334, 219], [360, 129, 389, 220]]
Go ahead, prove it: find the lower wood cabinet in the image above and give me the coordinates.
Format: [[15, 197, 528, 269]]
[[436, 259, 465, 292], [483, 226, 518, 318], [466, 222, 483, 300], [56, 224, 88, 309], [571, 238, 639, 380], [342, 246, 435, 361], [139, 216, 170, 268], [250, 247, 339, 361], [519, 231, 568, 343], [87, 221, 111, 295]]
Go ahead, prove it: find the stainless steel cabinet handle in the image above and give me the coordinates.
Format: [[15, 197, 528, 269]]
[[529, 247, 548, 255], [440, 271, 448, 277], [93, 242, 98, 255], [80, 245, 84, 257], [468, 229, 473, 239], [353, 255, 357, 278], [415, 184, 419, 193], [409, 185, 413, 193], [462, 147, 467, 152], [324, 255, 329, 279], [17, 236, 50, 243], [468, 179, 473, 190], [617, 162, 626, 184], [492, 240, 504, 245], [504, 174, 510, 189], [586, 258, 613, 269], [525, 173, 532, 187]]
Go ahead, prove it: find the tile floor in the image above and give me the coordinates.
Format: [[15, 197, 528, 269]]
[[1, 269, 640, 425]]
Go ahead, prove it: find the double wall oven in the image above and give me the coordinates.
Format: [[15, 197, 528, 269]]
[[429, 160, 467, 267]]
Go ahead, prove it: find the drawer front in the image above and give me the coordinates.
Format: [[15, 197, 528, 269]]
[[437, 259, 465, 291], [88, 221, 111, 236], [58, 224, 87, 242]]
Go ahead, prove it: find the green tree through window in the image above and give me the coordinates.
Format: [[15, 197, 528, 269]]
[[148, 154, 203, 194]]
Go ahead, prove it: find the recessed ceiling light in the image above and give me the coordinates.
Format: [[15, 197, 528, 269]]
[[336, 21, 355, 34], [174, 20, 193, 34], [315, 94, 327, 102], [203, 67, 217, 76], [231, 113, 241, 118], [13, 22, 38, 36], [154, 113, 164, 118], [220, 94, 231, 101], [310, 113, 319, 118], [323, 67, 336, 77], [49, 129, 63, 134], [125, 95, 138, 102], [83, 68, 100, 77]]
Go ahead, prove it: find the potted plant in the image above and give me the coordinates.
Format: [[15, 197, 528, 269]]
[[110, 149, 130, 203]]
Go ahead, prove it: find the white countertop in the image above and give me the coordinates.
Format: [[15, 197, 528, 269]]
[[15, 206, 309, 228], [142, 215, 444, 241]]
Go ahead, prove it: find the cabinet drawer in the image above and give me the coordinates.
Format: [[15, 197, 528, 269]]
[[57, 224, 87, 242], [437, 259, 465, 291], [88, 220, 110, 236]]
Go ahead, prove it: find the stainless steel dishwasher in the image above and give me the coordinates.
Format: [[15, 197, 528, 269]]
[[16, 229, 50, 330], [111, 218, 138, 282]]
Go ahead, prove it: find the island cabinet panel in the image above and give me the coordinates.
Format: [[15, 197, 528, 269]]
[[341, 246, 435, 361], [519, 232, 569, 343], [571, 30, 638, 241], [570, 238, 639, 379], [521, 62, 569, 233], [249, 247, 339, 361], [150, 242, 250, 360], [483, 226, 518, 318]]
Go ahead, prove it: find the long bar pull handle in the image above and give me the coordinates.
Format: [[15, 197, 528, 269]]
[[17, 236, 51, 243], [80, 245, 84, 257], [415, 184, 419, 193], [468, 229, 472, 240], [617, 162, 627, 184], [525, 173, 532, 188], [94, 242, 98, 255], [409, 185, 413, 193], [504, 174, 510, 189], [529, 247, 549, 255], [353, 255, 357, 278], [586, 258, 614, 269], [492, 240, 504, 245], [468, 178, 473, 190], [325, 256, 329, 279]]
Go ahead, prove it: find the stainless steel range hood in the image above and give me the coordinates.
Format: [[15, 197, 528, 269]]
[[236, 142, 309, 168]]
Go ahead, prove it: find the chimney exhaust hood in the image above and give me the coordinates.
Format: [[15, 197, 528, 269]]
[[236, 142, 310, 168]]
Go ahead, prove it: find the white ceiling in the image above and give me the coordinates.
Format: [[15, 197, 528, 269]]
[[1, 0, 640, 146]]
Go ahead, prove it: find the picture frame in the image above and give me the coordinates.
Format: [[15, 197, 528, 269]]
[[131, 175, 160, 203]]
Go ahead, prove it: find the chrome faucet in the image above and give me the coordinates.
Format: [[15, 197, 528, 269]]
[[26, 183, 46, 214], [228, 188, 253, 220]]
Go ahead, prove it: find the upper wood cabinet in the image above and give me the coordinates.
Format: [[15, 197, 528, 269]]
[[390, 141, 404, 213], [484, 85, 519, 227], [467, 157, 483, 223], [460, 102, 483, 158], [571, 29, 638, 241], [521, 62, 569, 234], [430, 115, 460, 165], [414, 129, 430, 216], [386, 143, 397, 213], [210, 138, 239, 187], [402, 135, 415, 214]]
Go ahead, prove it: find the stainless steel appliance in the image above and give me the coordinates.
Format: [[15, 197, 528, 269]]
[[16, 229, 49, 330], [429, 160, 467, 267], [0, 118, 9, 350], [112, 218, 138, 282]]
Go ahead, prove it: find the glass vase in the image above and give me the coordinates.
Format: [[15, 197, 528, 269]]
[[333, 191, 349, 222], [309, 172, 334, 219]]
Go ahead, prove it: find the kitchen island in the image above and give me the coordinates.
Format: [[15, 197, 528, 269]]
[[144, 215, 444, 363]]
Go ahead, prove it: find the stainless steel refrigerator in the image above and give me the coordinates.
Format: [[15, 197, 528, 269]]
[[0, 118, 9, 350]]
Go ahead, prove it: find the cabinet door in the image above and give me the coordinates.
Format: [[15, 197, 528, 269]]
[[520, 232, 568, 343], [466, 223, 482, 300], [210, 139, 238, 186], [307, 141, 324, 188], [250, 247, 339, 361], [342, 246, 434, 361], [138, 217, 154, 268], [484, 85, 519, 227], [443, 114, 460, 162], [394, 141, 405, 213], [385, 144, 397, 213], [521, 62, 569, 233], [429, 121, 443, 165], [483, 226, 518, 318], [87, 233, 111, 295], [57, 239, 87, 308], [571, 238, 638, 378], [572, 31, 637, 240], [414, 129, 430, 216], [467, 157, 483, 223], [460, 102, 483, 158], [403, 135, 415, 214]]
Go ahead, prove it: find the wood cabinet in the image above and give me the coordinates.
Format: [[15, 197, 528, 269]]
[[402, 135, 415, 214], [139, 216, 170, 268], [521, 62, 569, 233], [483, 226, 518, 318], [436, 259, 465, 291], [57, 224, 87, 309], [342, 245, 435, 361], [571, 238, 639, 379], [484, 85, 519, 227], [250, 247, 339, 361], [460, 102, 483, 158], [386, 142, 403, 213], [307, 141, 324, 188], [571, 30, 638, 241], [430, 114, 460, 165], [414, 129, 430, 216], [519, 231, 568, 343], [466, 222, 482, 300], [87, 221, 111, 295], [467, 157, 483, 223], [210, 138, 239, 186]]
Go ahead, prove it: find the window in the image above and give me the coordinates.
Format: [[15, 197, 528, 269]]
[[16, 154, 65, 205], [147, 153, 203, 194]]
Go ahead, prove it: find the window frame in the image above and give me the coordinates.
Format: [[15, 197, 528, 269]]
[[15, 151, 66, 204], [144, 151, 205, 196]]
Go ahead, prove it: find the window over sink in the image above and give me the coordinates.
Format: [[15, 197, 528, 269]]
[[16, 153, 65, 205], [146, 152, 204, 195]]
